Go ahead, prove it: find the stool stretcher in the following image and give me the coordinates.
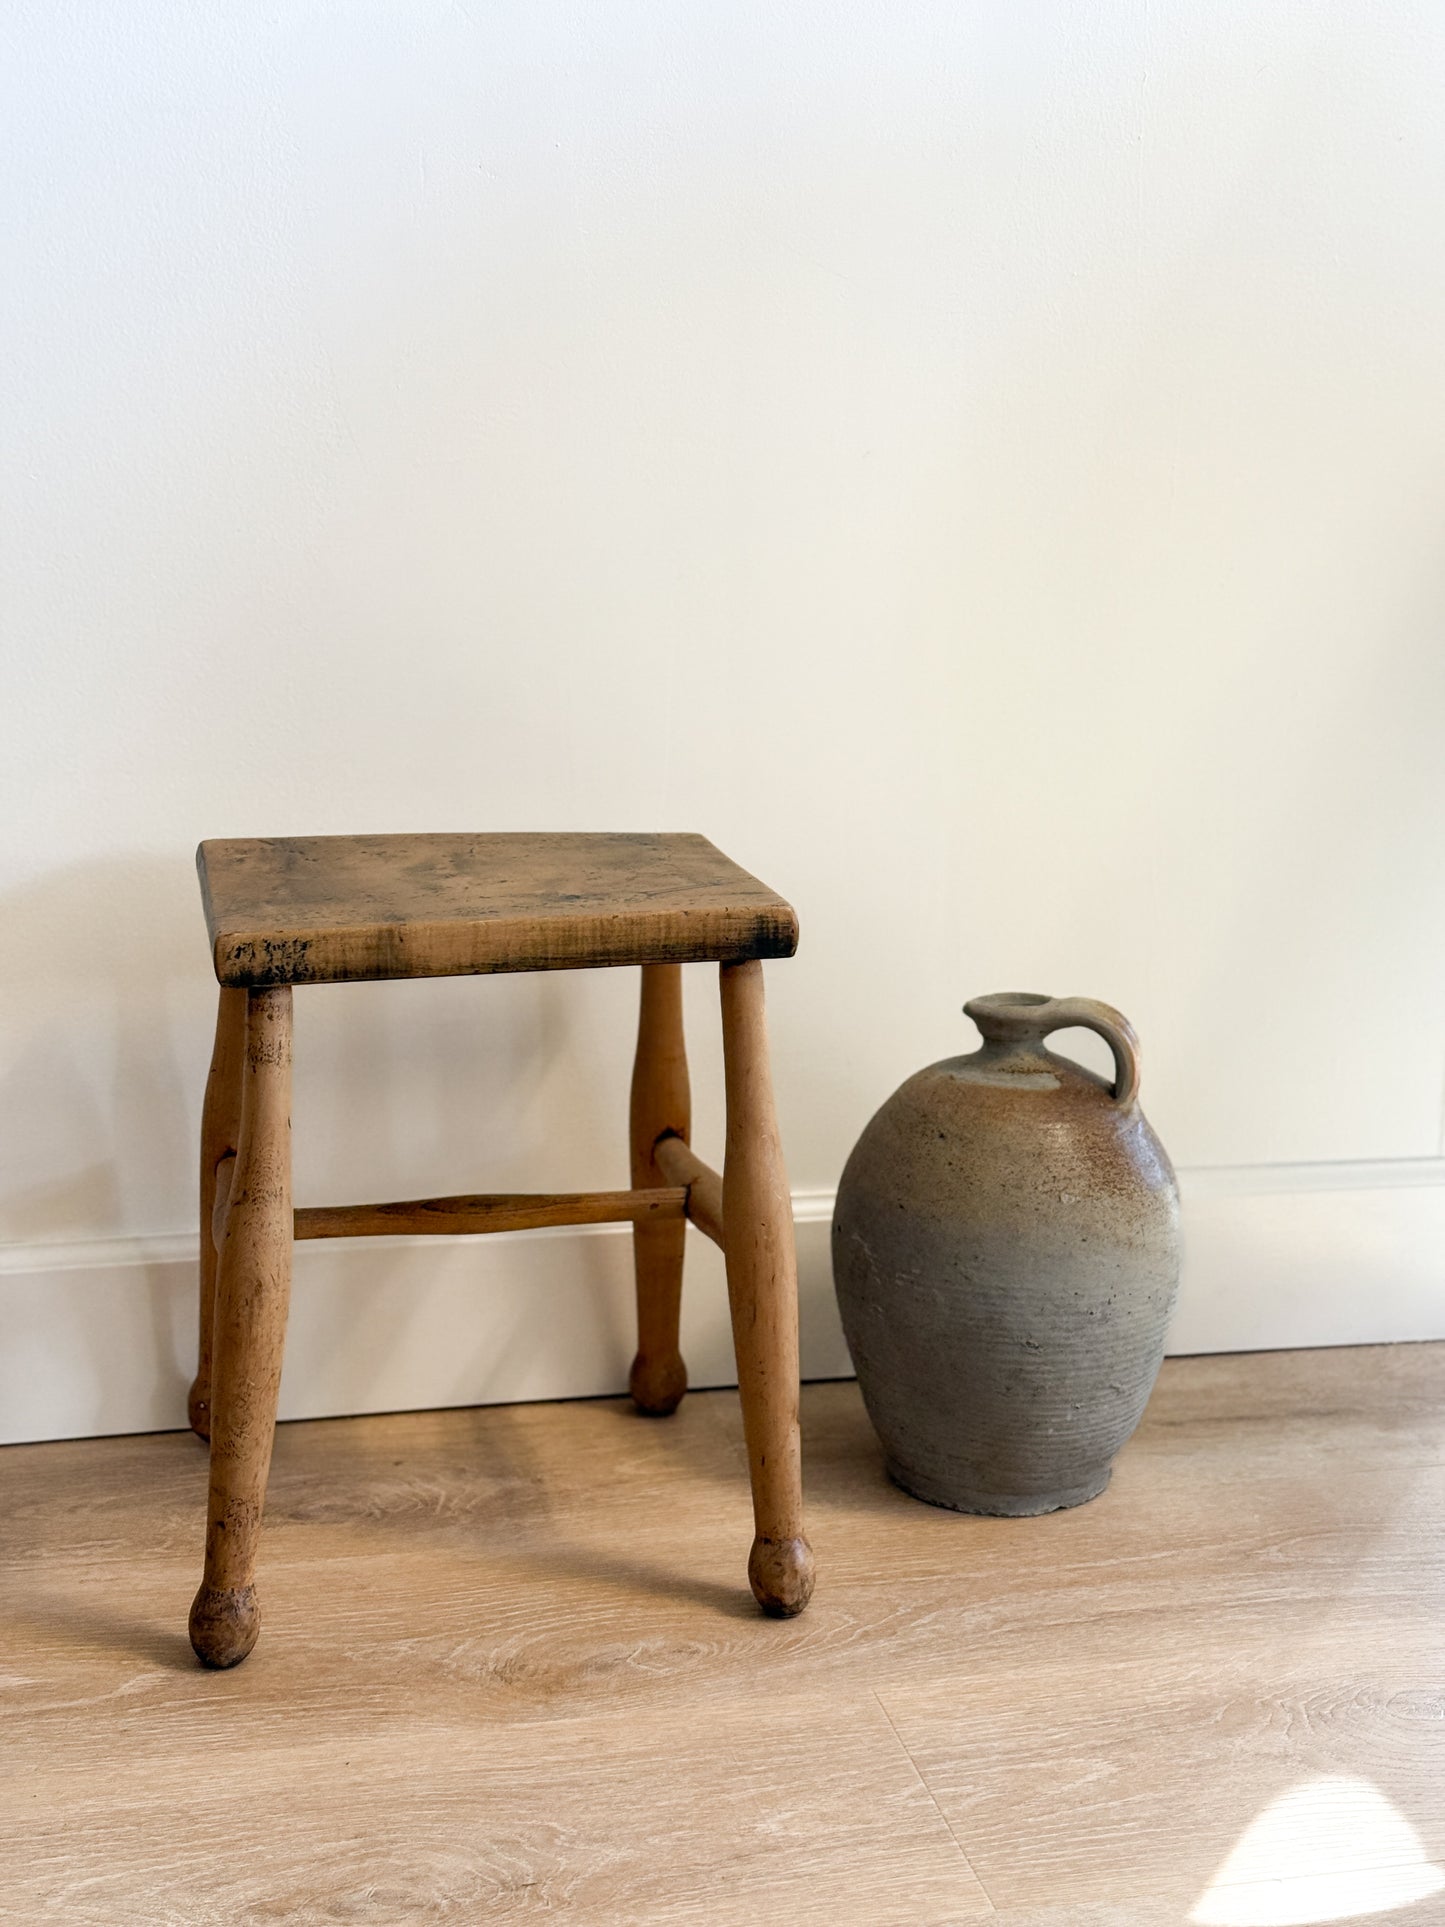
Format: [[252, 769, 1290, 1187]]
[[652, 1136, 725, 1248], [291, 1188, 688, 1239]]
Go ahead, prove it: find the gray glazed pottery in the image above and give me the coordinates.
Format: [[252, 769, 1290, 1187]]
[[832, 993, 1180, 1515]]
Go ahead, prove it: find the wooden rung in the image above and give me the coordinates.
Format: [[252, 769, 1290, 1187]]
[[293, 1189, 687, 1241], [652, 1135, 725, 1248]]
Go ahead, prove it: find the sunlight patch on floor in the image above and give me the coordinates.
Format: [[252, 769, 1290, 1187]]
[[1191, 1776, 1445, 1926]]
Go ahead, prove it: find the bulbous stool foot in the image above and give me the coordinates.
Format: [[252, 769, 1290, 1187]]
[[186, 1379, 210, 1442], [748, 1534, 815, 1617], [189, 1584, 260, 1669], [628, 1350, 687, 1417]]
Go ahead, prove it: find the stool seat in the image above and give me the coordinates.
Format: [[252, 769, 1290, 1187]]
[[198, 832, 799, 987]]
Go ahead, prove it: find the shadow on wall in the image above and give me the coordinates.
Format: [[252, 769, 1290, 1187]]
[[0, 853, 203, 1436], [0, 852, 202, 1245], [0, 849, 642, 1441], [0, 848, 625, 1247]]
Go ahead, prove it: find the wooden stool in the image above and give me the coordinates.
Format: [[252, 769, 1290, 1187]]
[[187, 832, 815, 1668]]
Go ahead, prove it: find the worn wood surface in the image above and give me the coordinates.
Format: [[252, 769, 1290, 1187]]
[[719, 959, 814, 1616], [1, 1346, 1443, 1922], [188, 987, 245, 1440], [293, 1188, 687, 1240], [198, 832, 799, 985], [209, 1151, 236, 1253], [628, 964, 692, 1416], [190, 986, 294, 1669]]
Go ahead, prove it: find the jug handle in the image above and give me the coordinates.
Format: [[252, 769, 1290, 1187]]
[[1040, 998, 1140, 1108]]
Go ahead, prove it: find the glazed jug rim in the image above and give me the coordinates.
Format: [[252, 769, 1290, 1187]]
[[964, 991, 1058, 1034]]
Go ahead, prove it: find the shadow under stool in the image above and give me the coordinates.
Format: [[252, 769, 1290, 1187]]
[[186, 831, 816, 1668]]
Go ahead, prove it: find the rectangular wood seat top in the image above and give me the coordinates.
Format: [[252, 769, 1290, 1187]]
[[198, 832, 799, 986]]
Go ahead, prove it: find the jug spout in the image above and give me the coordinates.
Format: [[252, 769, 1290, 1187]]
[[962, 991, 1056, 1044]]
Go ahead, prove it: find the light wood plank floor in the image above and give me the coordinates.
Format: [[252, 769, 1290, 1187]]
[[2, 1345, 1442, 1925]]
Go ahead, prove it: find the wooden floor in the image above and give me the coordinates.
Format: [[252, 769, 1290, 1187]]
[[2, 1346, 1442, 1925]]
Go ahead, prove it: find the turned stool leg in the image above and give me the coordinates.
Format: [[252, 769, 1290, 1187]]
[[719, 959, 815, 1616], [189, 985, 293, 1669], [628, 964, 691, 1415], [189, 987, 247, 1440]]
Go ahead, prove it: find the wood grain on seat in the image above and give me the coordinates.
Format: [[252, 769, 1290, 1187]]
[[197, 832, 799, 986]]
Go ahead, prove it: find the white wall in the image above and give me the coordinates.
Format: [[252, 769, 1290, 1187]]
[[4, 2, 1444, 1442]]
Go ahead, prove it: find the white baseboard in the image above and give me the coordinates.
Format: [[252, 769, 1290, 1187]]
[[2, 1161, 1443, 1445]]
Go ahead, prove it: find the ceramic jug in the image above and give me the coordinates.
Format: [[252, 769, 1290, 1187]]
[[832, 993, 1180, 1515]]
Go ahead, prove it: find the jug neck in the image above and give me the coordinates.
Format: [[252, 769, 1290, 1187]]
[[964, 992, 1058, 1047]]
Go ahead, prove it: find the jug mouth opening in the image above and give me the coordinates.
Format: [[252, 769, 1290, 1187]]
[[964, 991, 1057, 1044]]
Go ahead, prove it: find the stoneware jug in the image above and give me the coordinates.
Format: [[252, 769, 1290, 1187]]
[[832, 993, 1179, 1515]]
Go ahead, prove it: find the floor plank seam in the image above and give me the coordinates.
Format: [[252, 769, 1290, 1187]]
[[872, 1688, 998, 1913]]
